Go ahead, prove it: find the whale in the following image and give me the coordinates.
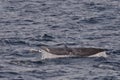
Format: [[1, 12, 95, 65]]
[[30, 46, 108, 59]]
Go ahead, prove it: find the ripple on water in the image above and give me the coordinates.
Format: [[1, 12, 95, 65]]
[[93, 76, 119, 80], [93, 61, 120, 71]]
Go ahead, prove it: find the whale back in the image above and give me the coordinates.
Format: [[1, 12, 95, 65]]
[[40, 46, 106, 57], [40, 46, 70, 55], [71, 48, 105, 56]]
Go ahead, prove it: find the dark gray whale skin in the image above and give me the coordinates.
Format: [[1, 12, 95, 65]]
[[40, 46, 107, 56]]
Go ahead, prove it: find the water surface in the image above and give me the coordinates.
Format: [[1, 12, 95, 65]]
[[0, 0, 120, 80]]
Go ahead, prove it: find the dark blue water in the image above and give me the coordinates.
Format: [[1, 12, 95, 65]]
[[0, 0, 120, 80]]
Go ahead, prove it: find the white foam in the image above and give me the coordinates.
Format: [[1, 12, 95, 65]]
[[88, 51, 107, 57]]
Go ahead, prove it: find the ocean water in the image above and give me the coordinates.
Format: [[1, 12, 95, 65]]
[[0, 0, 120, 80]]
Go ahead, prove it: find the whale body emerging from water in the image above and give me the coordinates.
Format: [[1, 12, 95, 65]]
[[31, 46, 108, 59]]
